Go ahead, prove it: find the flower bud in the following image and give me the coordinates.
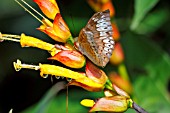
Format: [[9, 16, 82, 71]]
[[87, 0, 115, 17], [110, 43, 124, 65], [69, 61, 108, 91], [109, 72, 133, 94], [80, 99, 95, 107], [112, 22, 120, 41], [89, 96, 128, 112]]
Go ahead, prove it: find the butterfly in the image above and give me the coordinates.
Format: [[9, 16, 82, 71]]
[[75, 9, 114, 67]]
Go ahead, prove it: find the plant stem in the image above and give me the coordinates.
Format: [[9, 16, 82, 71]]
[[36, 81, 67, 113], [132, 102, 148, 113], [66, 35, 74, 46]]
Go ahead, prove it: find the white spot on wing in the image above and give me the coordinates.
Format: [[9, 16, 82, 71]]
[[103, 38, 110, 43], [100, 32, 107, 37]]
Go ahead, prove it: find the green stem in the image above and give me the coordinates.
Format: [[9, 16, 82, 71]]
[[106, 79, 113, 87], [35, 81, 67, 113], [66, 35, 74, 46], [105, 84, 113, 91], [118, 63, 130, 81], [105, 79, 114, 90]]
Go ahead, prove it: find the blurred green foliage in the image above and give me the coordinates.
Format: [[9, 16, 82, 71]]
[[0, 0, 170, 113]]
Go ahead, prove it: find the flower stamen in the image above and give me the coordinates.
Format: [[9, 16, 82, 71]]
[[13, 59, 40, 71], [15, 0, 45, 25], [20, 0, 46, 19], [0, 33, 20, 42]]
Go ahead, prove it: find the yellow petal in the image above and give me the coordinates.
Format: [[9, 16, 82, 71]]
[[20, 33, 57, 52], [80, 99, 95, 107]]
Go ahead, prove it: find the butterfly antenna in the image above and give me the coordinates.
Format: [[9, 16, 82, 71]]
[[14, 0, 45, 25]]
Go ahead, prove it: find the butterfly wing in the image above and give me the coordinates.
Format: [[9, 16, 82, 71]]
[[77, 10, 114, 67], [77, 28, 101, 66]]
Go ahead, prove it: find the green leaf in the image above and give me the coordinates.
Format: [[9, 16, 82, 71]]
[[130, 0, 159, 30], [21, 87, 103, 113], [121, 32, 170, 112], [134, 8, 170, 35]]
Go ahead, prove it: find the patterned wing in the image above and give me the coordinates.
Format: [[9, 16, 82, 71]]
[[77, 10, 114, 67], [77, 28, 101, 66]]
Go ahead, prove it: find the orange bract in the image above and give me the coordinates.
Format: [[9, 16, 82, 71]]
[[53, 13, 71, 41], [87, 0, 115, 17], [109, 72, 133, 94], [34, 0, 60, 20], [110, 43, 124, 65], [112, 23, 120, 41], [37, 14, 71, 43]]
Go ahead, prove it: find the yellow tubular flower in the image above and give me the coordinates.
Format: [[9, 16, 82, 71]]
[[13, 59, 107, 91], [20, 33, 58, 56], [20, 34, 85, 68], [39, 64, 103, 90]]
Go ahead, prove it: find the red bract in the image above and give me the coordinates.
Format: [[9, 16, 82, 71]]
[[48, 50, 86, 69], [69, 61, 108, 91], [89, 96, 128, 112], [85, 61, 108, 84], [38, 13, 71, 43]]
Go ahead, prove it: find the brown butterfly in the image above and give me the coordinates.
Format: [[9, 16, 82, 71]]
[[75, 10, 114, 67]]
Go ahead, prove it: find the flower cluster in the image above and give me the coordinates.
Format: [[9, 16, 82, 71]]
[[0, 0, 147, 112]]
